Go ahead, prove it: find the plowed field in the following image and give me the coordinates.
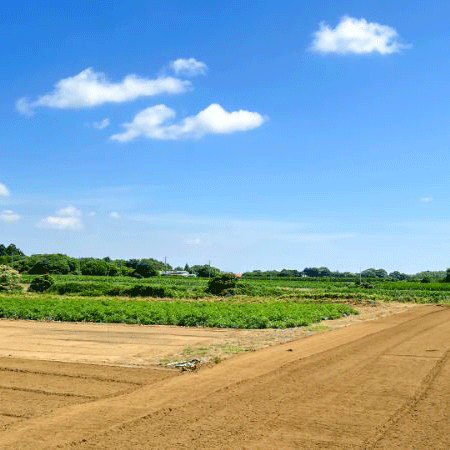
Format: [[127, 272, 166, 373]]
[[1, 304, 450, 449]]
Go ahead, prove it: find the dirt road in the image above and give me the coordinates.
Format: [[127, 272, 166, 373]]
[[1, 304, 450, 448]]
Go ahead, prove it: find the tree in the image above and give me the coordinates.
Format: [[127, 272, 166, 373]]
[[389, 271, 409, 281], [79, 258, 120, 276], [29, 274, 55, 292], [132, 262, 160, 278], [0, 265, 22, 292], [205, 273, 239, 295], [443, 268, 450, 283], [28, 254, 71, 275], [190, 264, 221, 278]]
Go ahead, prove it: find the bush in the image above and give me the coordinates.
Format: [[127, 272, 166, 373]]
[[29, 274, 55, 292], [28, 254, 71, 275], [206, 273, 239, 295], [0, 265, 22, 292], [131, 263, 160, 278]]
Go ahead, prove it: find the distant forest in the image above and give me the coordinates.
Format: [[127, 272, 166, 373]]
[[0, 243, 448, 281]]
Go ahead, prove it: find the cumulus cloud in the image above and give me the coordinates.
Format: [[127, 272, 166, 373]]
[[108, 211, 121, 219], [92, 118, 110, 130], [0, 183, 10, 196], [110, 103, 267, 142], [36, 205, 83, 230], [16, 68, 191, 114], [57, 205, 82, 217], [170, 58, 208, 76], [0, 210, 21, 222], [311, 16, 410, 54], [419, 196, 433, 204]]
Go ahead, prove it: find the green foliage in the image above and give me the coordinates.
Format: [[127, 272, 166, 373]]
[[131, 263, 160, 278], [28, 254, 72, 275], [206, 273, 239, 295], [29, 274, 55, 292], [443, 268, 450, 283], [0, 265, 22, 292], [126, 258, 170, 271], [49, 281, 175, 298], [388, 271, 409, 281], [190, 264, 221, 278], [0, 295, 355, 328], [79, 258, 121, 276]]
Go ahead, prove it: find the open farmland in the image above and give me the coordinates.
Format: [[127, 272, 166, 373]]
[[2, 274, 450, 448], [1, 305, 450, 448]]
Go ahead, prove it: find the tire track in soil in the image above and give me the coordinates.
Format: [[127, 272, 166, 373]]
[[2, 305, 450, 449]]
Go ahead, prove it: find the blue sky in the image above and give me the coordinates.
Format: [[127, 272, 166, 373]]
[[1, 0, 450, 273]]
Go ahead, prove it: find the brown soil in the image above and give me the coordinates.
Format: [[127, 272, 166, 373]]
[[1, 303, 450, 448]]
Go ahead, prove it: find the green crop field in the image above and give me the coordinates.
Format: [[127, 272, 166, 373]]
[[3, 271, 450, 329], [0, 294, 354, 329]]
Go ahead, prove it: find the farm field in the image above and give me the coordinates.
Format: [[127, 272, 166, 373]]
[[2, 274, 450, 448], [1, 304, 450, 448]]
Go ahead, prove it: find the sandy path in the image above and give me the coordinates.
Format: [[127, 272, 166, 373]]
[[1, 304, 450, 448]]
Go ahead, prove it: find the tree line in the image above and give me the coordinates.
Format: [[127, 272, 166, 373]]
[[0, 244, 221, 278], [0, 243, 448, 281]]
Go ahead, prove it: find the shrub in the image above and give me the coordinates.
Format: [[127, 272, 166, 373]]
[[443, 269, 450, 283], [28, 254, 71, 275], [29, 274, 55, 292], [206, 273, 239, 295], [0, 265, 22, 292]]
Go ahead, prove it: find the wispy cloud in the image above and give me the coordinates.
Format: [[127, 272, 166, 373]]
[[0, 210, 21, 222], [111, 103, 267, 142], [92, 118, 110, 130], [108, 211, 121, 219], [184, 238, 202, 246], [311, 16, 410, 55], [0, 183, 10, 196], [170, 58, 208, 76], [419, 196, 433, 204], [36, 205, 83, 230], [16, 68, 191, 115]]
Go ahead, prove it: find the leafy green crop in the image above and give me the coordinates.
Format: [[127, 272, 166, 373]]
[[0, 296, 355, 329]]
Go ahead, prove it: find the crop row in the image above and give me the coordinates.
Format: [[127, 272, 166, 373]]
[[0, 296, 355, 329]]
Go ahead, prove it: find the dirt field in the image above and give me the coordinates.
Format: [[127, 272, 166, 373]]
[[1, 303, 450, 448]]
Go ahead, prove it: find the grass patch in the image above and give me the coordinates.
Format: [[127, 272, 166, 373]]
[[0, 295, 355, 329]]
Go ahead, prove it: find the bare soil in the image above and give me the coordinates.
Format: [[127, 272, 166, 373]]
[[1, 303, 450, 448]]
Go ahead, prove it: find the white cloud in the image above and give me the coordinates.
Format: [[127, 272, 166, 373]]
[[57, 205, 82, 217], [109, 211, 121, 219], [88, 211, 96, 217], [16, 68, 191, 114], [111, 103, 267, 142], [0, 210, 21, 222], [419, 196, 433, 204], [311, 16, 410, 55], [0, 183, 10, 196], [170, 58, 208, 76], [92, 118, 110, 130], [36, 205, 83, 230], [184, 238, 202, 246], [37, 216, 83, 230]]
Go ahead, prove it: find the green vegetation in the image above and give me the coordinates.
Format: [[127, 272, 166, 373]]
[[206, 273, 239, 295], [1, 242, 450, 329], [0, 265, 22, 293], [0, 295, 354, 328], [29, 274, 55, 293]]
